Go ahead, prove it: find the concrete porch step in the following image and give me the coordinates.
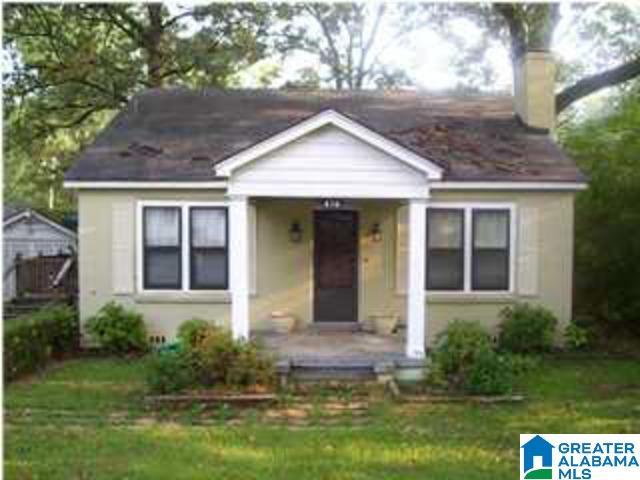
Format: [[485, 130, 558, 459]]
[[276, 357, 426, 384]]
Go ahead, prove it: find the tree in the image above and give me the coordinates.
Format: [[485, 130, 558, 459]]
[[3, 3, 282, 214], [292, 3, 415, 89], [414, 3, 640, 113], [560, 87, 640, 336]]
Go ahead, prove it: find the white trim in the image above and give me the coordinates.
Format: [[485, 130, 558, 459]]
[[64, 181, 227, 190], [3, 209, 77, 240], [427, 202, 517, 295], [228, 182, 430, 199], [406, 198, 427, 359], [431, 181, 587, 191], [136, 200, 230, 294], [215, 109, 443, 179], [229, 195, 250, 340]]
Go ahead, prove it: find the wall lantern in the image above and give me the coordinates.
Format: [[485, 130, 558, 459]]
[[370, 222, 382, 243], [289, 221, 302, 243]]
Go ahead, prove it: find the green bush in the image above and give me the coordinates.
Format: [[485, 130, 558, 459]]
[[498, 303, 558, 353], [85, 302, 149, 354], [4, 305, 78, 381], [177, 318, 213, 348], [561, 92, 640, 336], [466, 350, 514, 395], [188, 325, 275, 388], [146, 348, 196, 394], [564, 322, 590, 351], [428, 320, 493, 390], [227, 341, 277, 387]]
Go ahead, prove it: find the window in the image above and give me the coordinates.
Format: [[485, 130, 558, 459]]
[[426, 209, 464, 290], [140, 203, 228, 291], [143, 207, 181, 290], [472, 210, 510, 290], [190, 207, 228, 289], [426, 205, 513, 292]]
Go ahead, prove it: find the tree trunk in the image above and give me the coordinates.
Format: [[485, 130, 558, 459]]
[[144, 4, 165, 88]]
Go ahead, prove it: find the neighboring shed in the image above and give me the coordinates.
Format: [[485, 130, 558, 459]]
[[3, 205, 77, 300]]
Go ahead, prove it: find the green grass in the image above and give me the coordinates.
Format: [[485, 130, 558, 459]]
[[5, 355, 640, 479]]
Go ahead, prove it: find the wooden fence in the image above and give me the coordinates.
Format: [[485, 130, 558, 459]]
[[14, 253, 77, 299]]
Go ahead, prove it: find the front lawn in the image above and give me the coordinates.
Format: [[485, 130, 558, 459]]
[[5, 355, 640, 479]]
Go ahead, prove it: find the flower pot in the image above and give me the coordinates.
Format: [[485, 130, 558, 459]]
[[270, 311, 297, 333], [369, 314, 399, 335]]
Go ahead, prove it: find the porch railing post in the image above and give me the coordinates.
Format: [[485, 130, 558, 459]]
[[229, 195, 250, 340], [406, 198, 427, 359]]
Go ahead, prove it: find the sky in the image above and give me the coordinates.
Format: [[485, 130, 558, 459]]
[[232, 3, 591, 92]]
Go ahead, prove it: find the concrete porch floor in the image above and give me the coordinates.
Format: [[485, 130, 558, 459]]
[[256, 330, 407, 366]]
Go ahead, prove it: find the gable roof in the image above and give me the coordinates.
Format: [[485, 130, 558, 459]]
[[215, 109, 442, 179], [3, 206, 77, 240], [64, 88, 585, 184]]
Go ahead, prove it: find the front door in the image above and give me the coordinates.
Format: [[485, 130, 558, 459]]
[[313, 210, 358, 323]]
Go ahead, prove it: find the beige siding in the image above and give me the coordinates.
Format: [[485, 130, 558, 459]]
[[78, 190, 232, 341], [77, 189, 575, 346]]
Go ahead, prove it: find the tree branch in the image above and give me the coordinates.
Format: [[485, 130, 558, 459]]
[[556, 56, 640, 113]]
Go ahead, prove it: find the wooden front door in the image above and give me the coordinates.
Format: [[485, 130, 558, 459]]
[[313, 210, 358, 323]]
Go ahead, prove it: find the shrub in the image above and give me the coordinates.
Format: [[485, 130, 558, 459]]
[[188, 326, 275, 388], [146, 348, 196, 394], [564, 322, 590, 351], [428, 320, 493, 389], [4, 305, 78, 382], [177, 318, 213, 348], [498, 303, 558, 353], [227, 341, 276, 388], [85, 302, 149, 354], [466, 350, 514, 395]]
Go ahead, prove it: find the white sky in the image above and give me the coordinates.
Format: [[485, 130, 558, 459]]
[[230, 2, 633, 95]]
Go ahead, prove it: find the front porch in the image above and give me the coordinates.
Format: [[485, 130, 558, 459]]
[[218, 113, 440, 361]]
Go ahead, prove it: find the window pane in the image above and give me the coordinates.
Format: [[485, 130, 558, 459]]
[[474, 210, 509, 248], [427, 250, 464, 290], [426, 209, 464, 290], [472, 250, 509, 290], [145, 249, 181, 288], [191, 250, 227, 289], [191, 208, 226, 247], [145, 207, 180, 246], [428, 210, 463, 248]]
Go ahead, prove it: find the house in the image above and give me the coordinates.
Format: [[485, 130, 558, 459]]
[[521, 435, 555, 473], [3, 204, 77, 300], [64, 51, 585, 360]]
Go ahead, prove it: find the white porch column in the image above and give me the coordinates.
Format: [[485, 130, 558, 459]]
[[406, 198, 427, 359], [229, 195, 250, 340]]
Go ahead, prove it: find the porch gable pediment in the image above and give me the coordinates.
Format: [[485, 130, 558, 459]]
[[217, 110, 441, 199]]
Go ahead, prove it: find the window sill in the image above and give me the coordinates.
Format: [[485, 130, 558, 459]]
[[426, 292, 515, 304], [134, 291, 231, 304]]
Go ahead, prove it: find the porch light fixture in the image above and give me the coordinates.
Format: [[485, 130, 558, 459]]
[[289, 221, 302, 243], [370, 222, 382, 243]]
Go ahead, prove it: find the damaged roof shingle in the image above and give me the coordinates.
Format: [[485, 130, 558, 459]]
[[64, 88, 585, 183]]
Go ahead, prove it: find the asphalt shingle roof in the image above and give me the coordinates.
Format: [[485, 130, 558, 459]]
[[65, 88, 585, 183]]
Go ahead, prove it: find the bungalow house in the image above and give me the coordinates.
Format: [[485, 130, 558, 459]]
[[64, 51, 585, 360]]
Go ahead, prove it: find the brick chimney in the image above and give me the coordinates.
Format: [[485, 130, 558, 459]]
[[513, 50, 556, 131]]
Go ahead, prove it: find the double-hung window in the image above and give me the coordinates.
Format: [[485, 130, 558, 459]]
[[143, 207, 182, 290], [426, 209, 464, 290], [190, 207, 228, 290], [426, 205, 513, 292], [472, 210, 510, 290], [141, 204, 228, 291]]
